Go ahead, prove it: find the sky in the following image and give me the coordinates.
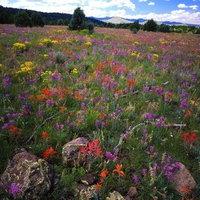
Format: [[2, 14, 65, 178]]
[[1, 0, 200, 24]]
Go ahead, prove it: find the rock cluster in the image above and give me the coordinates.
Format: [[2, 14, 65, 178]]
[[0, 137, 197, 199]]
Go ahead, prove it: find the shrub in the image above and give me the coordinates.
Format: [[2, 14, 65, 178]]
[[14, 11, 32, 27], [131, 28, 138, 34], [68, 7, 85, 31], [31, 12, 44, 27], [80, 21, 94, 34], [130, 20, 140, 33], [53, 51, 66, 64], [143, 19, 158, 32], [157, 24, 170, 33]]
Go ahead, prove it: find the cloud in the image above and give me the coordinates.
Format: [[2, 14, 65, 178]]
[[178, 3, 198, 10], [189, 5, 198, 10], [178, 3, 188, 8], [148, 2, 155, 6], [138, 0, 147, 2], [127, 9, 200, 25]]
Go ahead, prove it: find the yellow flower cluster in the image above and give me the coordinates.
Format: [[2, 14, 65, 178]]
[[85, 41, 92, 46], [133, 41, 139, 45], [41, 70, 52, 82], [72, 68, 78, 74], [159, 39, 168, 45], [153, 53, 159, 62], [190, 100, 198, 106], [131, 51, 140, 58], [40, 38, 57, 46], [16, 61, 33, 74], [12, 42, 26, 51]]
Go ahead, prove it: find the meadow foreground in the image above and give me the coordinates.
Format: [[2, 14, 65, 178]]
[[0, 25, 200, 199]]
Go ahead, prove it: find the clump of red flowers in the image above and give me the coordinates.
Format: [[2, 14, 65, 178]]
[[79, 139, 102, 158], [42, 147, 57, 160], [181, 133, 198, 145], [181, 132, 198, 149]]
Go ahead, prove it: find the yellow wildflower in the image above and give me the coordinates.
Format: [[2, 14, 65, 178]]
[[72, 68, 78, 74], [12, 42, 26, 51], [85, 41, 92, 46], [190, 100, 198, 106]]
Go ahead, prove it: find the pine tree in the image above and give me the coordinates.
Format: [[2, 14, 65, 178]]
[[14, 11, 32, 27], [68, 7, 85, 31], [31, 12, 44, 27], [143, 19, 158, 32]]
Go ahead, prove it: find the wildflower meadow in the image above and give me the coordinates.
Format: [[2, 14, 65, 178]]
[[0, 24, 200, 199]]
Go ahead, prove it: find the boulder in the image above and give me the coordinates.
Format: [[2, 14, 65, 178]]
[[0, 151, 53, 199], [127, 186, 138, 199], [170, 162, 196, 196], [76, 183, 97, 200], [106, 191, 125, 200], [62, 137, 88, 167]]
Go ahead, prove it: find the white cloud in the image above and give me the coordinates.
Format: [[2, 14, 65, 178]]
[[148, 2, 155, 6], [189, 5, 198, 10], [178, 3, 198, 10], [138, 0, 147, 2], [1, 0, 200, 25], [127, 9, 200, 25], [108, 9, 127, 17], [178, 3, 188, 8]]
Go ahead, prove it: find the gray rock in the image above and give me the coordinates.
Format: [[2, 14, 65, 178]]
[[62, 137, 88, 167], [0, 152, 53, 200], [170, 162, 196, 196]]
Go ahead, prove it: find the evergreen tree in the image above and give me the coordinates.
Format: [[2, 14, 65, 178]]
[[0, 11, 14, 24], [157, 24, 170, 33], [81, 21, 94, 33], [31, 12, 44, 27], [14, 11, 32, 27], [143, 19, 158, 32], [130, 20, 140, 31], [68, 7, 85, 30], [57, 19, 64, 25]]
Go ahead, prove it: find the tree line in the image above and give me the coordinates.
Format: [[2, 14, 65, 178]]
[[0, 5, 200, 34]]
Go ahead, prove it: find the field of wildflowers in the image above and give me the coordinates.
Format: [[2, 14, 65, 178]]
[[0, 24, 200, 199]]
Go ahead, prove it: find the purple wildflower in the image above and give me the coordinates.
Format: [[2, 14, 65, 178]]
[[56, 124, 64, 130], [105, 151, 116, 161], [142, 168, 148, 176], [132, 174, 140, 184], [9, 183, 20, 198]]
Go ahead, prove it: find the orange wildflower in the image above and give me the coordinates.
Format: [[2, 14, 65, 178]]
[[185, 110, 191, 117], [42, 147, 57, 160], [127, 80, 136, 86], [181, 185, 190, 194], [36, 94, 45, 101], [59, 93, 65, 98], [41, 131, 50, 140], [60, 106, 66, 112], [8, 125, 21, 135], [28, 95, 34, 100], [94, 183, 102, 190], [100, 169, 109, 178], [112, 164, 125, 176]]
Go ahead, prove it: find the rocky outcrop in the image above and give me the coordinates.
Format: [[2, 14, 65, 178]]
[[62, 137, 88, 167], [0, 151, 54, 199], [170, 162, 196, 196]]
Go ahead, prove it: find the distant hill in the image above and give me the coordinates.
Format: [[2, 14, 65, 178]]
[[94, 16, 199, 26], [0, 5, 106, 25]]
